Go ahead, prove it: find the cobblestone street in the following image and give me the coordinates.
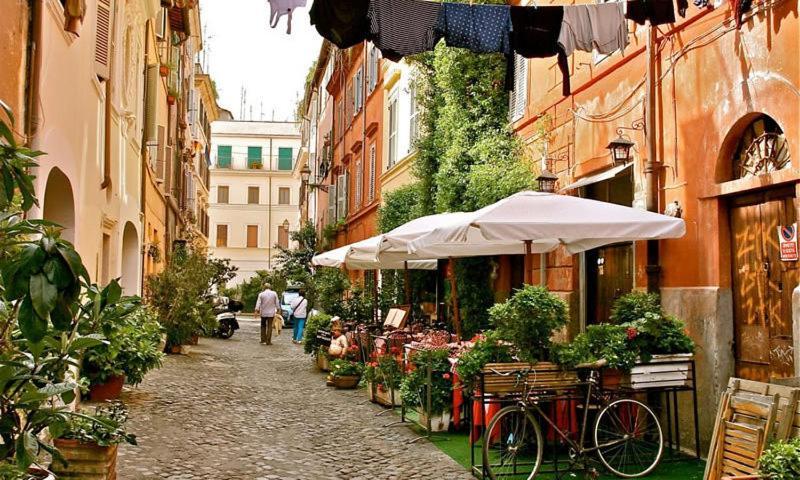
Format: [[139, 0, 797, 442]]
[[117, 317, 472, 479]]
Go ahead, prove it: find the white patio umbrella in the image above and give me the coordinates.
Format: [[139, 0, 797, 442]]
[[311, 236, 437, 271], [406, 191, 686, 258]]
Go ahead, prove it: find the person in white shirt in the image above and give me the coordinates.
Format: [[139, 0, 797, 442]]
[[254, 283, 280, 345], [290, 289, 309, 344], [328, 325, 349, 358]]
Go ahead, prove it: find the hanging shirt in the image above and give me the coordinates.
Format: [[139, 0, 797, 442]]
[[436, 3, 512, 55], [367, 0, 443, 62], [625, 0, 676, 26], [557, 3, 628, 57], [268, 0, 307, 34], [509, 6, 571, 96], [309, 0, 370, 49]]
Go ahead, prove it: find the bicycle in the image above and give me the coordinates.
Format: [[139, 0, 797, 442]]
[[481, 360, 664, 479]]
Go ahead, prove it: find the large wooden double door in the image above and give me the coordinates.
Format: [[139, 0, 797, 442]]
[[730, 188, 798, 382]]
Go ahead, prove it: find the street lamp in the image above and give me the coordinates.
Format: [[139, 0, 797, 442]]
[[606, 134, 635, 166], [536, 169, 559, 193], [300, 163, 311, 185]]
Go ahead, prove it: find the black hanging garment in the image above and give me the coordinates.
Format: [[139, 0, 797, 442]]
[[625, 0, 677, 26], [367, 0, 443, 62], [309, 0, 371, 49], [509, 6, 571, 96]]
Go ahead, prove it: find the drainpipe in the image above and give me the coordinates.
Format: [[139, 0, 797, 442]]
[[645, 24, 660, 293], [101, 0, 120, 190], [140, 22, 152, 295], [25, 0, 44, 147], [268, 137, 273, 268]]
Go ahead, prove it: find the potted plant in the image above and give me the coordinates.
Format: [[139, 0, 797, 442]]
[[364, 353, 404, 406], [551, 323, 639, 388], [167, 87, 178, 105], [159, 63, 170, 77], [455, 331, 514, 393], [330, 359, 362, 389], [81, 303, 164, 401], [489, 285, 569, 362], [50, 402, 137, 480], [400, 349, 453, 432], [757, 438, 800, 480]]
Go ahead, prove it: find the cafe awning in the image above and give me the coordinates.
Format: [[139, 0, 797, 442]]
[[558, 163, 632, 192]]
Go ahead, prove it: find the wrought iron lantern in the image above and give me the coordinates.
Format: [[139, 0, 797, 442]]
[[536, 169, 559, 193], [300, 163, 311, 184], [606, 135, 635, 166]]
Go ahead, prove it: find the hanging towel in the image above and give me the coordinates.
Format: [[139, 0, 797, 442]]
[[625, 0, 676, 26], [509, 6, 571, 97], [557, 3, 629, 57], [268, 0, 307, 34], [309, 0, 370, 49], [436, 3, 513, 55], [367, 0, 443, 62]]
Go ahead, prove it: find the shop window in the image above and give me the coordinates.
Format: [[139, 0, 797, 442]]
[[733, 115, 791, 179]]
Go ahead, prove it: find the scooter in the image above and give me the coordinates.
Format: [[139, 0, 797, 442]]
[[213, 296, 242, 339]]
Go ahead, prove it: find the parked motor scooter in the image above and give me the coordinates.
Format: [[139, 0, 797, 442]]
[[213, 296, 242, 339]]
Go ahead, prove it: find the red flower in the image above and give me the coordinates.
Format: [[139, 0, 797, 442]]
[[390, 346, 401, 355], [443, 373, 451, 380], [627, 327, 638, 340]]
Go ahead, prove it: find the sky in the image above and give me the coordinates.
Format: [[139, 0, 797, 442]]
[[199, 0, 322, 122]]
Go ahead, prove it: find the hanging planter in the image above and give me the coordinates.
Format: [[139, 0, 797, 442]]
[[159, 64, 169, 77], [167, 94, 176, 106]]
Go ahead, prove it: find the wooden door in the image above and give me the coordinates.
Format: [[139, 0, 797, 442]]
[[731, 189, 797, 381], [586, 243, 633, 323]]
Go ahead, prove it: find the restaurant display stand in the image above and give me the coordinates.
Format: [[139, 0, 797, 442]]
[[468, 360, 701, 479]]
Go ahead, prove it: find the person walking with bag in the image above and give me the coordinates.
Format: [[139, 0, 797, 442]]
[[254, 282, 280, 345], [290, 289, 308, 344]]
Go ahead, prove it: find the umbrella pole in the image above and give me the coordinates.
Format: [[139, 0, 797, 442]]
[[448, 257, 463, 341], [524, 240, 533, 285], [373, 271, 379, 324], [404, 261, 411, 305]]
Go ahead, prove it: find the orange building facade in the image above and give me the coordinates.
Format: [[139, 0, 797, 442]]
[[513, 0, 800, 446]]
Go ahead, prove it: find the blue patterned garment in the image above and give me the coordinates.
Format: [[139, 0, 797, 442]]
[[436, 3, 512, 55]]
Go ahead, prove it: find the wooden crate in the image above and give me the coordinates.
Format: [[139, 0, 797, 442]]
[[481, 362, 579, 395], [630, 355, 694, 389]]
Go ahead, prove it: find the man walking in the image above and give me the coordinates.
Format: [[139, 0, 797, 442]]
[[290, 289, 308, 344], [254, 282, 280, 345]]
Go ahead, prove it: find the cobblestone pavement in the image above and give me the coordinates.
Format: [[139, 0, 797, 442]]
[[118, 316, 473, 480]]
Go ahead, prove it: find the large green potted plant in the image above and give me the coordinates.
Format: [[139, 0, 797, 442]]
[[400, 349, 453, 432], [757, 438, 800, 480], [455, 330, 514, 393], [489, 285, 569, 362], [0, 103, 122, 475], [81, 303, 164, 400], [50, 402, 137, 480]]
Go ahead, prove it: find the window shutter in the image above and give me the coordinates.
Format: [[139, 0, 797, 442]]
[[217, 145, 232, 168], [247, 146, 262, 168], [144, 65, 159, 142], [337, 173, 347, 219], [216, 224, 228, 247], [155, 126, 166, 181], [327, 183, 337, 224], [511, 54, 527, 120], [94, 0, 114, 80], [247, 225, 258, 248], [368, 144, 376, 202], [355, 160, 363, 207], [278, 147, 293, 170], [164, 145, 173, 190], [248, 186, 260, 204]]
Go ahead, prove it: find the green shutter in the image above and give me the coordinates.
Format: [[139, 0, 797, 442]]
[[247, 146, 262, 168], [278, 147, 293, 171], [217, 145, 232, 168]]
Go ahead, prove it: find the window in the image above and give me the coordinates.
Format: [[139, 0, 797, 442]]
[[278, 221, 290, 249], [278, 187, 291, 205], [388, 93, 398, 168], [217, 186, 229, 204], [248, 186, 260, 204], [247, 146, 262, 169], [327, 183, 337, 225], [247, 225, 258, 248], [346, 80, 353, 124], [355, 158, 363, 207], [409, 82, 420, 146], [337, 173, 348, 220], [156, 7, 167, 40], [216, 224, 228, 247], [354, 67, 364, 114], [509, 54, 528, 121], [368, 143, 376, 202], [367, 46, 380, 93], [217, 145, 232, 168], [278, 147, 293, 170], [94, 0, 113, 81], [733, 115, 791, 179]]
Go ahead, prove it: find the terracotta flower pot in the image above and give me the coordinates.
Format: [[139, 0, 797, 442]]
[[168, 344, 184, 355], [167, 95, 176, 106], [51, 439, 118, 480], [88, 375, 125, 402], [159, 65, 169, 77]]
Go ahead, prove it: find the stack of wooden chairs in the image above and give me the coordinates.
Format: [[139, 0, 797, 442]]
[[707, 378, 800, 480]]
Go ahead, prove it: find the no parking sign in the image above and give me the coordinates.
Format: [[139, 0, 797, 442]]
[[778, 223, 799, 262]]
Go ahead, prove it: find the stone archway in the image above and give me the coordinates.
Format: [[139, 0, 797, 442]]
[[42, 167, 75, 243], [120, 222, 140, 295]]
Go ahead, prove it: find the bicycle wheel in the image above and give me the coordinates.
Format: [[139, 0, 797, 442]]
[[594, 398, 664, 478], [482, 405, 543, 480]]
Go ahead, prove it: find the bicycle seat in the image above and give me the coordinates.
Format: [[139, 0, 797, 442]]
[[575, 359, 608, 370]]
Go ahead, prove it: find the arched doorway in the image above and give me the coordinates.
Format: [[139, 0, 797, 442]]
[[728, 114, 796, 381], [42, 168, 75, 244], [120, 222, 140, 295]]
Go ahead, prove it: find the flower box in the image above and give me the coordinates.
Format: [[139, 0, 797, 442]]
[[481, 362, 579, 395], [88, 375, 125, 402], [317, 351, 330, 371], [333, 375, 360, 389], [419, 410, 451, 432], [374, 385, 402, 407], [51, 439, 118, 480], [366, 381, 376, 402], [629, 353, 694, 389]]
